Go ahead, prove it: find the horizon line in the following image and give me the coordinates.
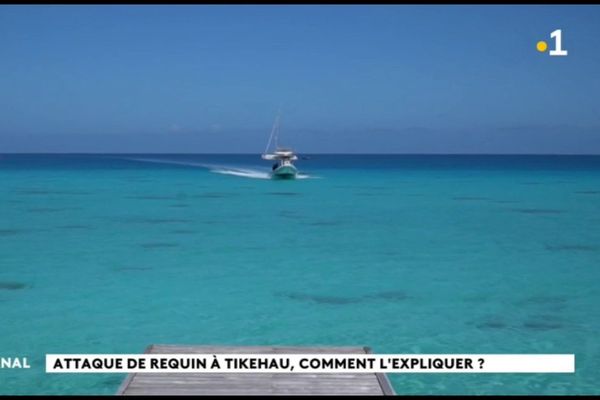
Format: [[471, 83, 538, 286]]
[[2, 152, 600, 156]]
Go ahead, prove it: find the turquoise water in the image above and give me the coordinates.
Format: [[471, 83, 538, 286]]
[[1, 154, 599, 395]]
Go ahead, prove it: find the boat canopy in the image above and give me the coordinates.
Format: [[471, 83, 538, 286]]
[[262, 152, 298, 161]]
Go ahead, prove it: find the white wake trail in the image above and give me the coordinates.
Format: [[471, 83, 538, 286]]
[[210, 166, 272, 180], [210, 166, 314, 180], [123, 157, 212, 169], [122, 157, 316, 180]]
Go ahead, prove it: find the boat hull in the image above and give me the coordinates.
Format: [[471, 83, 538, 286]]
[[272, 165, 298, 179]]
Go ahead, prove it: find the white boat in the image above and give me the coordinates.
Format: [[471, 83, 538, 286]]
[[261, 112, 298, 179]]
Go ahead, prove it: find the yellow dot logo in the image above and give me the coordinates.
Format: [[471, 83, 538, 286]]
[[536, 41, 548, 52]]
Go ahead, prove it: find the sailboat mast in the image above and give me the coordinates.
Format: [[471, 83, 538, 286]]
[[263, 112, 281, 154], [274, 114, 279, 150]]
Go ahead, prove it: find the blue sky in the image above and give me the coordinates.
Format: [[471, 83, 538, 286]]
[[1, 5, 599, 153]]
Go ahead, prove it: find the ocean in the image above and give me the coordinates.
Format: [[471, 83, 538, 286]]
[[0, 154, 599, 394]]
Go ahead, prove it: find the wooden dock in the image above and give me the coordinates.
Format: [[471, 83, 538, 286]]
[[117, 345, 396, 396]]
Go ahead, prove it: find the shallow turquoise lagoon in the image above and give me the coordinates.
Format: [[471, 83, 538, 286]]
[[1, 154, 599, 394]]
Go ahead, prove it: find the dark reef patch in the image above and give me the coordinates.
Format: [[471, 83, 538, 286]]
[[126, 195, 176, 200], [57, 225, 92, 230], [522, 316, 563, 331], [0, 282, 27, 290], [575, 190, 600, 195], [195, 192, 238, 199], [364, 290, 409, 301], [355, 192, 388, 197], [266, 192, 301, 196], [140, 242, 179, 249], [452, 196, 490, 201], [170, 229, 197, 234], [510, 208, 564, 215], [0, 229, 23, 236], [545, 244, 599, 252], [27, 207, 81, 213], [114, 266, 153, 272], [282, 292, 362, 305], [475, 318, 509, 330], [307, 220, 343, 226], [16, 189, 91, 195], [279, 289, 409, 305], [121, 217, 192, 224]]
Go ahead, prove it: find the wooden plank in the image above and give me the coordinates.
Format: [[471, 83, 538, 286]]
[[129, 378, 380, 385], [118, 345, 394, 396], [364, 346, 396, 395], [124, 388, 384, 396], [116, 345, 153, 395]]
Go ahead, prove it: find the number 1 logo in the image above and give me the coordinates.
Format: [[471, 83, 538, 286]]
[[549, 29, 568, 56], [537, 29, 568, 56]]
